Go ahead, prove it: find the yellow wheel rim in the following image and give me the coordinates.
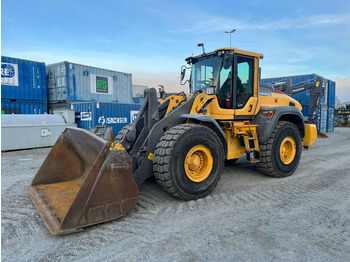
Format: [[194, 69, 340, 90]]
[[184, 145, 213, 182], [279, 136, 296, 165]]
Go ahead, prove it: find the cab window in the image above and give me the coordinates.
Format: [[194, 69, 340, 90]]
[[216, 65, 232, 108], [236, 56, 254, 109]]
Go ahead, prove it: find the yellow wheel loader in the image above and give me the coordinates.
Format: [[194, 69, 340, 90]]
[[28, 47, 317, 235]]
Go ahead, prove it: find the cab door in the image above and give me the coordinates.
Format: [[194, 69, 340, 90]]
[[233, 55, 259, 119]]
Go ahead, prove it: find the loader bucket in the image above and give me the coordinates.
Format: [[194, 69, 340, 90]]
[[27, 128, 139, 235], [90, 125, 114, 142]]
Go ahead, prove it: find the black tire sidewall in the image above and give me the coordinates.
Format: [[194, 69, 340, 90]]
[[272, 123, 302, 175], [225, 158, 238, 165], [171, 126, 223, 198]]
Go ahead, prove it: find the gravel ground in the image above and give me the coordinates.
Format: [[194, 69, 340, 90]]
[[2, 128, 350, 261]]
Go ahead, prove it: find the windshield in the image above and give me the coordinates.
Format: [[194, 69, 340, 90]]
[[190, 55, 223, 93]]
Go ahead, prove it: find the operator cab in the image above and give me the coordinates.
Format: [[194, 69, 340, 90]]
[[183, 48, 262, 110]]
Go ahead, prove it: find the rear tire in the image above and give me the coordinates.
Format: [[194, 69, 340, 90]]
[[257, 121, 302, 178], [153, 124, 224, 200]]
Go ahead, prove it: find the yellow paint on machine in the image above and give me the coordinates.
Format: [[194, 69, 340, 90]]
[[303, 124, 317, 148], [148, 153, 155, 161], [158, 95, 186, 115], [279, 137, 296, 165], [184, 145, 213, 182], [109, 143, 125, 151]]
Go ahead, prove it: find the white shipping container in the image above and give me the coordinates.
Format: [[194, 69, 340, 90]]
[[46, 62, 134, 104]]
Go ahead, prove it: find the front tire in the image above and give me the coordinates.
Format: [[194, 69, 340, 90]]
[[257, 121, 302, 178], [153, 124, 225, 200]]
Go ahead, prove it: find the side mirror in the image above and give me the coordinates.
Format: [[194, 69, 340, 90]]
[[223, 53, 233, 69], [180, 65, 191, 85], [181, 66, 186, 82]]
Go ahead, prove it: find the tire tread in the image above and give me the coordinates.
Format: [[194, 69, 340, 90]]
[[153, 124, 224, 200], [257, 121, 301, 178]]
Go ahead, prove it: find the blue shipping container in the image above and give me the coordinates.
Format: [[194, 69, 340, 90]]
[[300, 104, 310, 117], [1, 101, 48, 114], [50, 102, 141, 135], [262, 74, 335, 133], [327, 80, 336, 106], [319, 105, 328, 133], [299, 104, 332, 132], [1, 56, 47, 102], [327, 106, 335, 132], [261, 74, 330, 106], [132, 97, 145, 104], [46, 62, 133, 104]]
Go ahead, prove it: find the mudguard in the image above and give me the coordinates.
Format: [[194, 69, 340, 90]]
[[251, 106, 305, 143]]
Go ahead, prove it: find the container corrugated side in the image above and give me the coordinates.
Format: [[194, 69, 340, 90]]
[[327, 106, 335, 132], [132, 97, 145, 104], [1, 56, 47, 102], [293, 90, 310, 105], [49, 102, 141, 135], [298, 104, 332, 132], [46, 62, 133, 104], [1, 101, 48, 114], [261, 74, 329, 106], [300, 105, 310, 117], [319, 105, 328, 133], [327, 81, 336, 106], [261, 74, 316, 86]]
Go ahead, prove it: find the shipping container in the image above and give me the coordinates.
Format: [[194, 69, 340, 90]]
[[302, 105, 334, 133], [1, 101, 48, 114], [46, 62, 133, 104], [327, 106, 335, 132], [50, 102, 141, 135], [133, 84, 148, 97], [262, 73, 335, 133], [300, 104, 310, 118], [292, 90, 311, 105], [327, 80, 336, 106], [1, 56, 47, 102], [261, 73, 331, 106], [319, 105, 328, 133], [132, 97, 145, 104]]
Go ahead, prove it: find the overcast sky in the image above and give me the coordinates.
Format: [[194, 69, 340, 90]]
[[2, 0, 350, 102]]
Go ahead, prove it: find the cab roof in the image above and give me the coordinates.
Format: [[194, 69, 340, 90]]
[[185, 47, 264, 62]]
